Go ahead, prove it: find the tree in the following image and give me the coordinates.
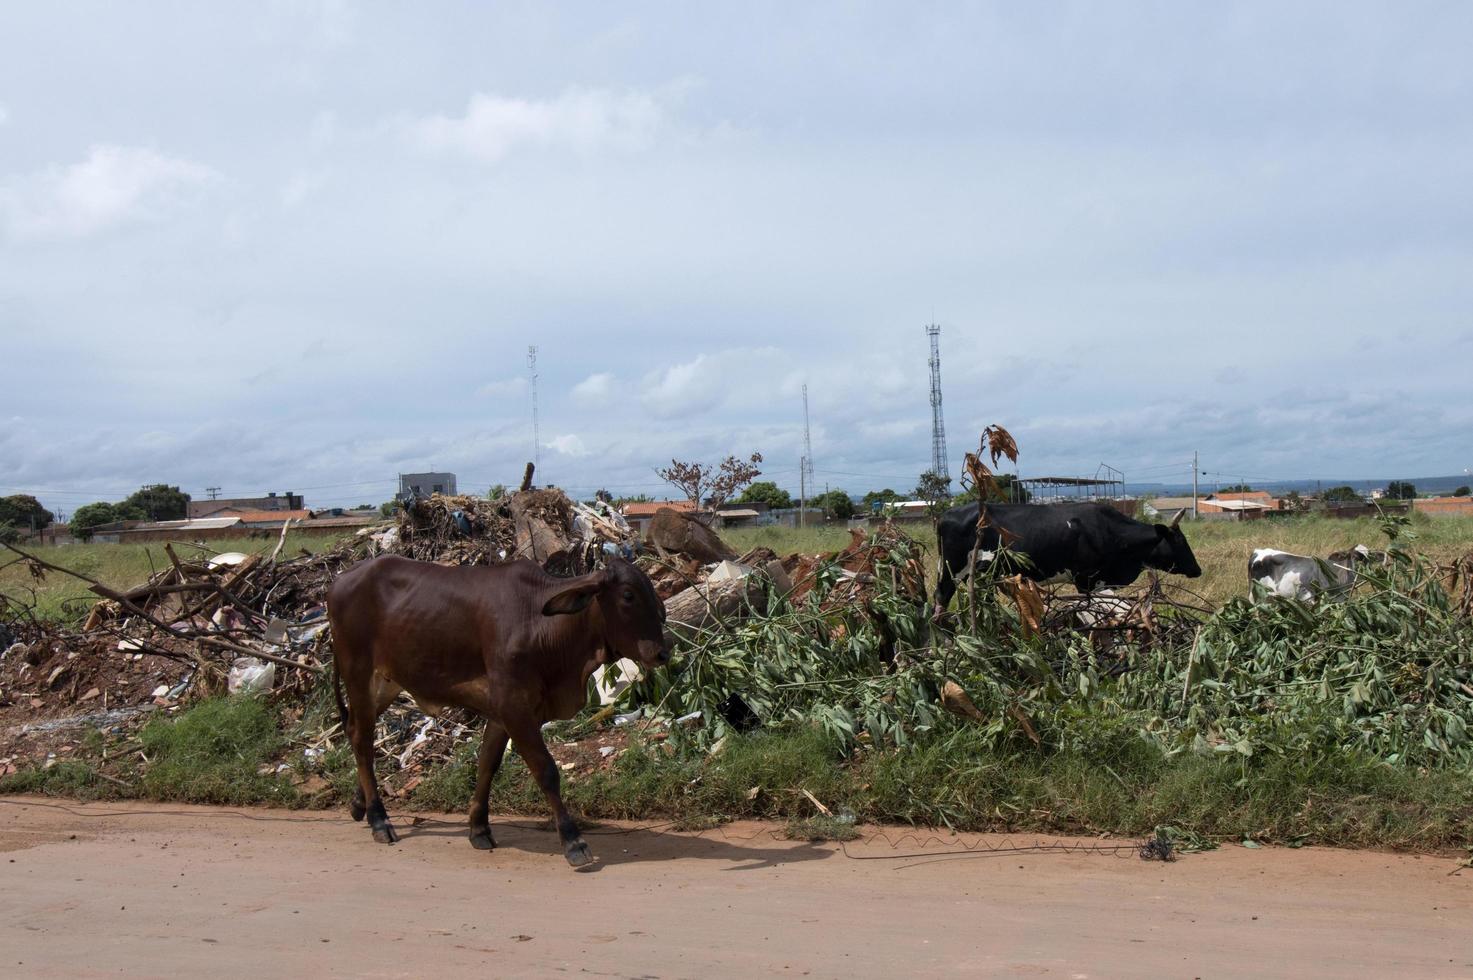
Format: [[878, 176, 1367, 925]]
[[1321, 485, 1362, 503], [121, 484, 190, 521], [1282, 489, 1307, 512], [379, 500, 398, 517], [914, 469, 953, 522], [812, 489, 855, 520], [1454, 486, 1471, 497], [739, 481, 793, 509], [70, 502, 127, 540], [657, 453, 763, 511], [1220, 483, 1255, 494], [861, 488, 902, 512], [0, 494, 54, 534], [1385, 480, 1417, 500]]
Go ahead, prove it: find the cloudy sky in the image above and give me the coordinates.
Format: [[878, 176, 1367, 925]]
[[3, 2, 1470, 514]]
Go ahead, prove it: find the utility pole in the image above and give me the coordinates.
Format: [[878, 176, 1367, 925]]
[[527, 346, 540, 468], [799, 384, 814, 527], [206, 486, 221, 500], [1192, 451, 1199, 519]]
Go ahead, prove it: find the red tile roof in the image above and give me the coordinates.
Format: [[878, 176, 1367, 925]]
[[220, 508, 313, 523], [621, 500, 697, 518]]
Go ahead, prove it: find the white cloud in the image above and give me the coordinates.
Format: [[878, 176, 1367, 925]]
[[572, 372, 615, 403], [280, 170, 326, 208], [475, 377, 528, 399], [408, 87, 664, 163], [0, 144, 218, 239], [547, 433, 590, 457]]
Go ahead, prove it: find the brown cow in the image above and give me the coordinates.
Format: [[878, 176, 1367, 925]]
[[327, 554, 670, 867]]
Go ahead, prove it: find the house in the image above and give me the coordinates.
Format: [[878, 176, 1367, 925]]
[[189, 491, 303, 518], [1197, 498, 1270, 521], [1195, 490, 1282, 521], [713, 508, 762, 529], [1143, 496, 1196, 523], [94, 517, 244, 543], [209, 508, 312, 528], [619, 499, 696, 536], [399, 472, 457, 498]]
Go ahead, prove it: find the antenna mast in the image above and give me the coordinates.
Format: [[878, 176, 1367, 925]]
[[926, 324, 949, 481], [800, 384, 815, 526], [527, 345, 540, 467]]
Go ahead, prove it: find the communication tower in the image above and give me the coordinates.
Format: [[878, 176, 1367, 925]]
[[926, 324, 949, 481]]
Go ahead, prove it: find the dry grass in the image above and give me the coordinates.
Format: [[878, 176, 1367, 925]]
[[1180, 513, 1473, 607], [6, 514, 1472, 623], [0, 531, 351, 623]]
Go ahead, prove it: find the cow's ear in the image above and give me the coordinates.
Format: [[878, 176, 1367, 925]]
[[542, 572, 605, 617]]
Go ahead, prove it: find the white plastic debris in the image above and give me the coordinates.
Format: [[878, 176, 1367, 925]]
[[613, 708, 644, 726], [592, 658, 643, 705], [207, 552, 250, 568], [227, 656, 275, 696], [117, 638, 144, 652], [396, 718, 436, 767], [262, 618, 290, 646], [598, 746, 616, 758], [707, 560, 752, 584], [675, 710, 703, 728], [151, 684, 170, 698]]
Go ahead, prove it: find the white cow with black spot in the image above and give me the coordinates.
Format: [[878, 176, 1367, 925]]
[[1248, 545, 1371, 601]]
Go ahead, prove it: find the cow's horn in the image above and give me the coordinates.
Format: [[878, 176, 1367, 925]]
[[1170, 509, 1185, 529]]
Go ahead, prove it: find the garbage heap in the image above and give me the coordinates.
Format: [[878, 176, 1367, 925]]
[[0, 488, 638, 775]]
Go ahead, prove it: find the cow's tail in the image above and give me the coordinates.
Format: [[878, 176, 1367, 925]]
[[332, 657, 349, 732]]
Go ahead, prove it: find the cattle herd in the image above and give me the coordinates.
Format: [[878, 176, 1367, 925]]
[[324, 499, 1372, 868]]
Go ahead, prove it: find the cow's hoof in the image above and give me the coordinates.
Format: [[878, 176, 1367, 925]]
[[564, 840, 593, 868], [350, 798, 366, 822], [469, 828, 496, 850], [372, 823, 398, 844]]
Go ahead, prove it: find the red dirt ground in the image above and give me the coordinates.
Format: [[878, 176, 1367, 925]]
[[3, 796, 1471, 978]]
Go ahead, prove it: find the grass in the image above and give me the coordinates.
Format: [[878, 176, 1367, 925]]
[[5, 699, 1469, 851], [1, 696, 300, 805], [6, 513, 1473, 622]]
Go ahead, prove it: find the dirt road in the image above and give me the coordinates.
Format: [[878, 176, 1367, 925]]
[[2, 796, 1470, 978]]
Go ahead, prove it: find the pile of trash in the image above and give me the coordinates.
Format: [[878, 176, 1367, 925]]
[[0, 484, 640, 775]]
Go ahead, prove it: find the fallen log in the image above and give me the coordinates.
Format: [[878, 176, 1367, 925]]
[[665, 573, 766, 636]]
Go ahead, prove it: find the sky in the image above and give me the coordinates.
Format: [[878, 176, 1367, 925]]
[[2, 2, 1471, 515]]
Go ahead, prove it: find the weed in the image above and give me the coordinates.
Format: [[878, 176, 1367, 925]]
[[783, 815, 859, 842], [137, 696, 298, 805]]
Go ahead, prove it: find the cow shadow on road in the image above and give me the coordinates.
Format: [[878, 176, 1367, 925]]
[[392, 816, 834, 872]]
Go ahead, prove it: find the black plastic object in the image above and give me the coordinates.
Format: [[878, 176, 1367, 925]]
[[716, 693, 760, 732]]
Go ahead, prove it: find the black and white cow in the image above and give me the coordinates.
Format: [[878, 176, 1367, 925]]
[[935, 501, 1203, 610], [1248, 545, 1372, 601]]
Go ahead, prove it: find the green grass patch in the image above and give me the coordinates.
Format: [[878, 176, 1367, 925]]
[[0, 760, 128, 801], [406, 726, 1472, 851], [135, 696, 299, 806]]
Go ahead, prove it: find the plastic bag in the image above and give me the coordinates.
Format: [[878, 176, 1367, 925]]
[[228, 656, 275, 696]]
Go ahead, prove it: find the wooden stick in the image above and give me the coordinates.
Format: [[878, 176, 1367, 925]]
[[269, 519, 294, 563]]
